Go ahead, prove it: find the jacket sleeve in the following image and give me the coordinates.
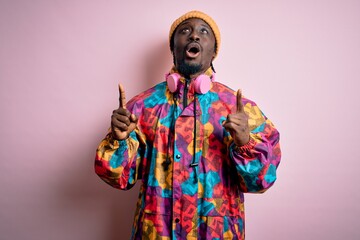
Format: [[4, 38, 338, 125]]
[[230, 102, 281, 193], [94, 129, 145, 190]]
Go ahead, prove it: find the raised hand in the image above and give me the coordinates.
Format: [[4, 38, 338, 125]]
[[111, 84, 138, 140], [222, 89, 250, 146]]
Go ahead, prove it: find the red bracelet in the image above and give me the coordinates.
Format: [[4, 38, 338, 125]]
[[234, 138, 256, 154]]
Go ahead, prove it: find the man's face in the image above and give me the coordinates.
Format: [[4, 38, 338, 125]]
[[172, 18, 216, 78]]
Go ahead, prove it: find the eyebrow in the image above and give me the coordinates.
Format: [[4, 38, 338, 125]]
[[178, 21, 211, 30]]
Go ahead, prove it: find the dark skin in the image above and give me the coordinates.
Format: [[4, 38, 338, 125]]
[[111, 84, 138, 140], [172, 18, 216, 79], [223, 89, 250, 146], [111, 18, 250, 146]]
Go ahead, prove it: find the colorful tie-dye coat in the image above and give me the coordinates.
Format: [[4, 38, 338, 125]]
[[95, 74, 281, 239]]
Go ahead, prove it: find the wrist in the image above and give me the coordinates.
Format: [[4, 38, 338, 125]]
[[235, 134, 250, 147]]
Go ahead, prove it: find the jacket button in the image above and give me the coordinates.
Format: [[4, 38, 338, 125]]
[[175, 154, 181, 159], [175, 218, 180, 223]]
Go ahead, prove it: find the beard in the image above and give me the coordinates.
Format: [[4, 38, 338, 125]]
[[176, 61, 202, 78]]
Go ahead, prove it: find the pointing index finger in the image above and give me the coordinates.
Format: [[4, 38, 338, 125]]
[[236, 89, 243, 113], [118, 83, 126, 109]]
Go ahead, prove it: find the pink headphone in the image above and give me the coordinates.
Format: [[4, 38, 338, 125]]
[[166, 73, 215, 94]]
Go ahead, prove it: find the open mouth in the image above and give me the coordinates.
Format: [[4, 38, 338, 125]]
[[186, 43, 201, 58]]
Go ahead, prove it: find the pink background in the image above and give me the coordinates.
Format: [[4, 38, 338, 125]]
[[1, 0, 360, 239]]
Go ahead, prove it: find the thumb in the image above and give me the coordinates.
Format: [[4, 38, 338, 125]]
[[118, 83, 126, 109], [130, 113, 138, 123]]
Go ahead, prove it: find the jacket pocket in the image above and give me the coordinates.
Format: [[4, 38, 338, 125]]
[[198, 215, 244, 240], [133, 210, 172, 239], [198, 197, 243, 217]]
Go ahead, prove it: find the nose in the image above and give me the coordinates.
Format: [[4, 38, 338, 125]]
[[189, 31, 200, 42]]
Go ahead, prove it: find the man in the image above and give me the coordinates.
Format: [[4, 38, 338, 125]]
[[95, 10, 281, 239]]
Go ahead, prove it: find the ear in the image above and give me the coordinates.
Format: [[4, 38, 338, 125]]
[[172, 54, 176, 65], [212, 46, 216, 58]]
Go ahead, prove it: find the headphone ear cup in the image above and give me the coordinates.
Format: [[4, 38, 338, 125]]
[[194, 75, 211, 94], [166, 73, 181, 93]]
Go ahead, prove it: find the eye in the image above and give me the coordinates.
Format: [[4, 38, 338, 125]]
[[200, 28, 209, 34], [180, 28, 190, 34]]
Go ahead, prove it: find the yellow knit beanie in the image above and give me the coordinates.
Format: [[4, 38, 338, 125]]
[[169, 10, 221, 58]]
